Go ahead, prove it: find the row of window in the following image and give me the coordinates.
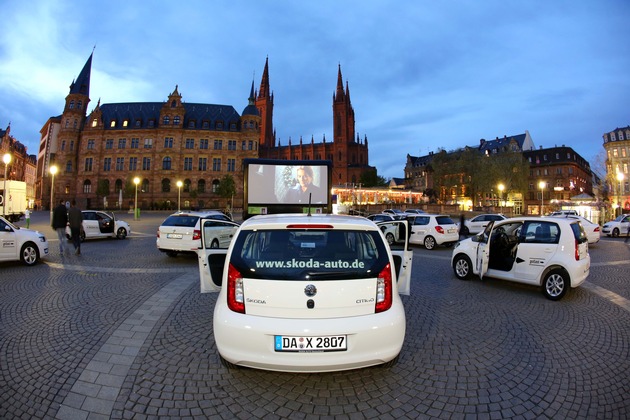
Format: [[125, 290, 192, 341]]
[[606, 130, 630, 142], [81, 178, 222, 194], [608, 147, 629, 158], [82, 157, 237, 172], [84, 138, 257, 151], [91, 116, 256, 131]]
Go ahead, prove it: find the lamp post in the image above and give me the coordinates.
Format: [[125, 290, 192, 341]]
[[49, 165, 58, 223], [133, 177, 140, 220], [2, 153, 11, 218], [176, 180, 183, 212], [539, 181, 545, 215], [617, 172, 625, 217], [497, 183, 505, 214]]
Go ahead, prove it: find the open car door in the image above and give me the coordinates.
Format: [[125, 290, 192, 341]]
[[376, 220, 412, 295], [475, 220, 494, 280], [197, 218, 240, 293]]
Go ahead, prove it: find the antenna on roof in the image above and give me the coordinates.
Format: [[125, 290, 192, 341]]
[[307, 193, 312, 216]]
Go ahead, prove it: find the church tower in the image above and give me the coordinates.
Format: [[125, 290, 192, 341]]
[[256, 57, 275, 148]]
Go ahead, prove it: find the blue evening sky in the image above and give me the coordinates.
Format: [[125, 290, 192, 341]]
[[1, 0, 629, 180]]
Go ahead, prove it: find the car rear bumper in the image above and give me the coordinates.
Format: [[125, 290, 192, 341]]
[[213, 302, 406, 373]]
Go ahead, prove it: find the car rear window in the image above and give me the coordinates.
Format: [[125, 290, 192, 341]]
[[229, 229, 390, 280], [435, 216, 455, 225], [161, 215, 199, 227], [569, 222, 588, 244]]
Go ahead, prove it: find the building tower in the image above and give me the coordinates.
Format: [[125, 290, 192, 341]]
[[256, 57, 274, 149]]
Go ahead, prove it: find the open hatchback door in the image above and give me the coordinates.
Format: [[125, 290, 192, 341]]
[[376, 219, 413, 295], [197, 218, 240, 293]]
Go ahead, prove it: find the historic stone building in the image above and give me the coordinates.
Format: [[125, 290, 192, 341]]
[[36, 55, 372, 210], [603, 126, 630, 215]]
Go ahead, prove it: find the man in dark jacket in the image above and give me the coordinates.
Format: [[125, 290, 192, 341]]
[[51, 199, 68, 253], [67, 200, 83, 255]]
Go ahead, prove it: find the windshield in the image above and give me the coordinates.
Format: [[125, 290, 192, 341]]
[[230, 229, 390, 280]]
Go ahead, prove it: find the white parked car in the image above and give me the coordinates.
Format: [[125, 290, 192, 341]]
[[460, 213, 507, 235], [157, 211, 238, 257], [451, 216, 590, 300], [197, 213, 413, 372], [66, 210, 131, 241], [602, 214, 630, 238], [549, 214, 600, 244], [407, 214, 459, 249], [0, 216, 49, 266], [366, 213, 399, 244]]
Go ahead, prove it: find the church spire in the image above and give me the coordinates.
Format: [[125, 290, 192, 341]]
[[69, 52, 93, 96], [334, 64, 345, 102]]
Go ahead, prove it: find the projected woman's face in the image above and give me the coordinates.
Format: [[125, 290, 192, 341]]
[[296, 169, 312, 190]]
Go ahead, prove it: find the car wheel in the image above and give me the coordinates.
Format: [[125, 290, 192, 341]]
[[385, 232, 395, 245], [211, 239, 220, 249], [166, 251, 178, 258], [453, 254, 473, 280], [612, 228, 620, 238], [116, 227, 127, 239], [461, 226, 469, 236], [20, 242, 39, 266], [424, 236, 436, 250], [80, 230, 86, 242], [542, 268, 569, 301]]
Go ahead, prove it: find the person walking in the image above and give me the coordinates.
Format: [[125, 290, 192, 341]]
[[67, 200, 83, 255], [24, 208, 31, 228], [51, 199, 68, 253]]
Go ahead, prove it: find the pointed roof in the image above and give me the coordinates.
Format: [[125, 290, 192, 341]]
[[69, 52, 92, 96], [258, 57, 270, 99], [334, 64, 345, 101], [242, 80, 259, 116]]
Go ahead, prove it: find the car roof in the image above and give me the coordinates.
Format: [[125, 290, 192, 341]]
[[238, 213, 381, 231]]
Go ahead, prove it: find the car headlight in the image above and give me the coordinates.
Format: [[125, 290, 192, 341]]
[[39, 235, 46, 242]]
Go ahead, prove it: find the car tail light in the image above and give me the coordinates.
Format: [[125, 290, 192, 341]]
[[594, 226, 600, 232], [375, 263, 393, 313], [192, 229, 201, 241], [435, 226, 445, 234], [227, 263, 245, 313], [156, 230, 160, 238], [574, 239, 580, 261]]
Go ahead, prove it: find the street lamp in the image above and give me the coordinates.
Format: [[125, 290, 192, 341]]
[[133, 177, 140, 220], [2, 153, 11, 218], [497, 183, 505, 214], [176, 180, 183, 212], [49, 165, 58, 223], [539, 181, 546, 215], [617, 172, 625, 217]]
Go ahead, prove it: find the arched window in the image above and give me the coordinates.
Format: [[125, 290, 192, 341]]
[[184, 179, 191, 193], [197, 179, 206, 193], [163, 116, 170, 125], [162, 179, 171, 193], [69, 100, 75, 109], [174, 116, 180, 125], [141, 179, 150, 193], [83, 180, 92, 193], [171, 100, 177, 108], [162, 157, 172, 170], [66, 161, 72, 172], [212, 179, 220, 193], [115, 179, 123, 193]]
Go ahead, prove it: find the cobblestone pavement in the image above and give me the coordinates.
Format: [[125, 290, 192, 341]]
[[1, 211, 629, 419]]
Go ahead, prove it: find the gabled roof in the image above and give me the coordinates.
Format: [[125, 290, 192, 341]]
[[70, 53, 92, 96]]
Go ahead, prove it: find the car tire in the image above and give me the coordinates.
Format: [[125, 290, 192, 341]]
[[385, 232, 395, 245], [166, 251, 178, 258], [612, 228, 620, 238], [453, 254, 473, 280], [116, 227, 127, 239], [542, 268, 569, 301], [20, 242, 39, 266], [424, 236, 436, 250], [460, 226, 469, 236], [80, 230, 86, 242]]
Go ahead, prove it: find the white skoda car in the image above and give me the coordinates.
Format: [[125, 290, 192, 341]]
[[197, 214, 413, 373], [451, 216, 590, 300], [0, 216, 49, 266], [66, 210, 131, 241]]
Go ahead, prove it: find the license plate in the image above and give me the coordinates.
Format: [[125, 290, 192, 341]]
[[167, 233, 183, 239], [274, 335, 347, 352], [448, 228, 457, 234]]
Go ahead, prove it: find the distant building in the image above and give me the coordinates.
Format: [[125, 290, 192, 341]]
[[603, 126, 630, 215], [35, 54, 373, 210], [0, 124, 37, 208]]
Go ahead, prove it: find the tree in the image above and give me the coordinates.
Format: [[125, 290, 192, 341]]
[[217, 174, 237, 208], [359, 169, 387, 187]]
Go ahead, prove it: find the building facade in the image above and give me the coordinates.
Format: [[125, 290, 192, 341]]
[[603, 126, 630, 216], [1, 124, 37, 208], [36, 55, 372, 211]]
